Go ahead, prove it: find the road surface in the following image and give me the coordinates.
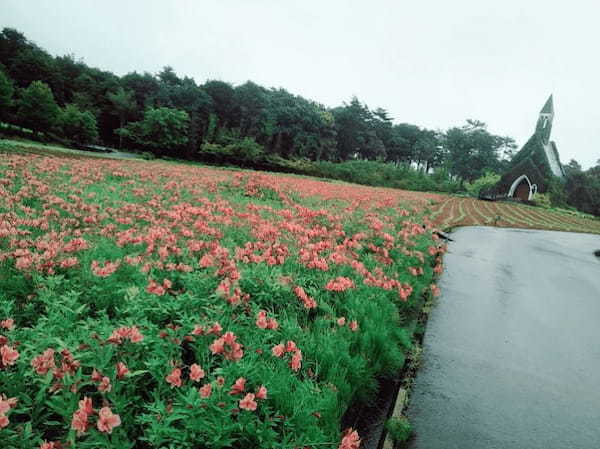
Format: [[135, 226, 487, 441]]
[[406, 226, 600, 449]]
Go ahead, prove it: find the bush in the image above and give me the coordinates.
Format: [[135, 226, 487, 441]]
[[57, 104, 99, 144], [533, 192, 551, 209], [464, 172, 501, 198], [385, 416, 412, 443]]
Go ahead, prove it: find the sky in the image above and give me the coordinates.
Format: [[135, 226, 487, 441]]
[[3, 0, 599, 168]]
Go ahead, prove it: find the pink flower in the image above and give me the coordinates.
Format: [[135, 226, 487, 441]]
[[290, 350, 302, 372], [116, 362, 129, 379], [191, 325, 204, 336], [71, 409, 89, 435], [146, 279, 166, 296], [239, 393, 257, 411], [229, 377, 246, 395], [91, 260, 120, 277], [256, 310, 279, 330], [337, 317, 346, 326], [210, 332, 243, 362], [97, 406, 121, 434], [40, 441, 58, 449], [107, 326, 144, 344], [285, 341, 297, 353], [98, 376, 112, 393], [0, 395, 17, 415], [339, 428, 361, 449], [78, 396, 93, 416], [129, 326, 144, 343], [0, 345, 19, 367], [0, 413, 8, 429], [208, 322, 222, 335], [199, 383, 212, 398], [431, 283, 441, 297], [189, 363, 205, 382], [255, 385, 268, 400], [325, 276, 355, 292], [166, 368, 182, 387], [0, 319, 14, 330], [256, 310, 269, 329], [349, 320, 359, 332], [272, 344, 285, 358], [293, 286, 317, 309]]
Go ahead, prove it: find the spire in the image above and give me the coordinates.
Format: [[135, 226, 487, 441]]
[[540, 94, 554, 114]]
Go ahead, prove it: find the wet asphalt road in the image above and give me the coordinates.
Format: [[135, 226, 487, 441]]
[[406, 227, 600, 449]]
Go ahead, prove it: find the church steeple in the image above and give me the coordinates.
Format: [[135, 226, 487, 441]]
[[540, 94, 554, 114], [536, 94, 554, 144]]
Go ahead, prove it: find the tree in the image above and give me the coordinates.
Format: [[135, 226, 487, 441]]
[[202, 80, 239, 129], [117, 107, 189, 155], [57, 104, 98, 144], [333, 97, 384, 161], [16, 80, 59, 134], [390, 123, 421, 164], [444, 120, 506, 182], [0, 67, 14, 121], [108, 87, 136, 148]]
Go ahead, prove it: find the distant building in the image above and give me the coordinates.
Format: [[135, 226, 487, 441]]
[[489, 95, 565, 201]]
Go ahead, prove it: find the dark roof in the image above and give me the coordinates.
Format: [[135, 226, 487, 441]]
[[540, 94, 554, 114]]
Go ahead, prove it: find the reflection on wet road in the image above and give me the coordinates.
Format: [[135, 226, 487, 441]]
[[407, 227, 600, 449]]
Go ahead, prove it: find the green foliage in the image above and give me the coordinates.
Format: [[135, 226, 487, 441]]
[[445, 120, 515, 182], [200, 137, 264, 163], [532, 192, 552, 209], [565, 168, 600, 216], [385, 416, 412, 443], [56, 104, 99, 144], [464, 172, 501, 197], [16, 80, 59, 134], [0, 27, 514, 194], [0, 66, 14, 118], [310, 159, 461, 193], [117, 106, 189, 153]]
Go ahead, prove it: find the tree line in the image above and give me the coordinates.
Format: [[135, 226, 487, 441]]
[[0, 27, 518, 182], [1, 27, 598, 215]]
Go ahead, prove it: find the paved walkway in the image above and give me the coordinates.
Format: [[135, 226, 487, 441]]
[[407, 227, 600, 449]]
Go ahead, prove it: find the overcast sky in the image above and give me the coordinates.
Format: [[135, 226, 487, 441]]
[[3, 0, 599, 168]]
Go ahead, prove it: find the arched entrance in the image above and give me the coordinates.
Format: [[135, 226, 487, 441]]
[[508, 175, 537, 201]]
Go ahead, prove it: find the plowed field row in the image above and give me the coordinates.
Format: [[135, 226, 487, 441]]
[[429, 197, 600, 234]]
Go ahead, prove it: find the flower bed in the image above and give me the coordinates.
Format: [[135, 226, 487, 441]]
[[0, 153, 444, 449]]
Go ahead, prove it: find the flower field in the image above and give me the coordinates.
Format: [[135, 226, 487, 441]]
[[0, 149, 446, 449]]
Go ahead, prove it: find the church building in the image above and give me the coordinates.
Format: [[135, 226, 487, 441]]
[[488, 95, 565, 201]]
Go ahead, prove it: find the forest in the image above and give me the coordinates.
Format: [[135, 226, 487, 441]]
[[0, 27, 598, 215]]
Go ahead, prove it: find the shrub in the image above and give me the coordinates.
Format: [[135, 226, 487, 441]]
[[532, 192, 551, 209], [385, 416, 412, 443], [464, 172, 501, 198], [56, 104, 99, 144]]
